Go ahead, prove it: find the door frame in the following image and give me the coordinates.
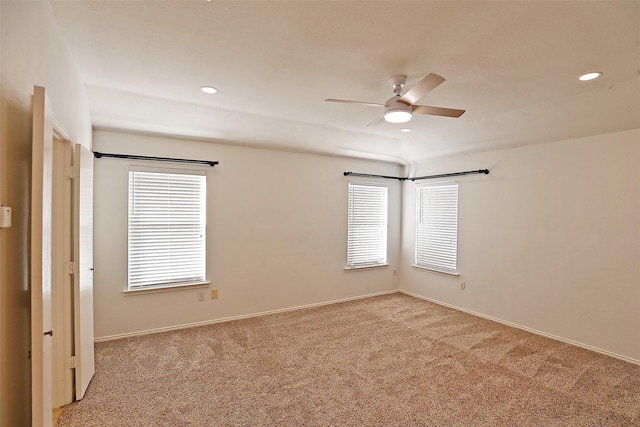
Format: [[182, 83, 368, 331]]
[[31, 85, 54, 427]]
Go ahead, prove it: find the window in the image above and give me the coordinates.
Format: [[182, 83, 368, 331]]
[[128, 169, 206, 290], [347, 182, 388, 268], [415, 182, 458, 273]]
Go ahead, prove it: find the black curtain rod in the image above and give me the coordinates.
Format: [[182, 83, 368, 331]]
[[93, 151, 219, 167], [344, 169, 489, 181], [343, 171, 406, 181], [410, 169, 489, 181]]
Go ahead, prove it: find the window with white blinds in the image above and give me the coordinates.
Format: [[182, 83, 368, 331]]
[[415, 182, 458, 273], [128, 169, 206, 289], [347, 182, 388, 268]]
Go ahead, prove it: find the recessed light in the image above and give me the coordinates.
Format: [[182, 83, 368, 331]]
[[400, 128, 412, 133], [578, 72, 602, 81], [200, 86, 218, 94]]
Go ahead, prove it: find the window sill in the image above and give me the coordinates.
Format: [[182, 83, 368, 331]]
[[123, 281, 210, 296], [411, 265, 459, 278], [344, 264, 389, 272]]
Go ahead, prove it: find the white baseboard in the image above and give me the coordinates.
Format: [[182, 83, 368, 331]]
[[399, 289, 640, 366], [95, 289, 400, 342]]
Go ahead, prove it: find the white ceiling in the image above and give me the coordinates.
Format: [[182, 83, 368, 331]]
[[50, 1, 640, 164]]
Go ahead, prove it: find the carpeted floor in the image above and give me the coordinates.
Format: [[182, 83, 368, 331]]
[[57, 293, 640, 426]]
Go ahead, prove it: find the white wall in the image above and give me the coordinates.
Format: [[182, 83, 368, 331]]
[[96, 128, 640, 363], [0, 1, 92, 425], [93, 130, 403, 339], [400, 129, 640, 362]]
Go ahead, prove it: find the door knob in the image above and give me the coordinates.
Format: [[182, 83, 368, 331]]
[[44, 330, 53, 336]]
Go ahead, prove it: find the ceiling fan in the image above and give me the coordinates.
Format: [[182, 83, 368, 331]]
[[325, 73, 465, 126]]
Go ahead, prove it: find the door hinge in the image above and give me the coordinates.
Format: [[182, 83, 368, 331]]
[[64, 261, 79, 275], [67, 355, 79, 369], [64, 165, 79, 179]]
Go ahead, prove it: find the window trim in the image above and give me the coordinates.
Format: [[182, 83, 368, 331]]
[[410, 264, 460, 278], [122, 281, 210, 296], [344, 263, 390, 272]]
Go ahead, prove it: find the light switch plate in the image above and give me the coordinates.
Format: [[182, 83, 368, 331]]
[[0, 207, 11, 228]]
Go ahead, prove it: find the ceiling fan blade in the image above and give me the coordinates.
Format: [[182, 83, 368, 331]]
[[412, 105, 465, 118], [398, 73, 446, 106], [324, 98, 384, 108], [366, 117, 385, 127]]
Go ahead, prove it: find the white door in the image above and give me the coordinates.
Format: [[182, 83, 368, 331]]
[[51, 136, 74, 408], [31, 86, 54, 427], [73, 144, 95, 399]]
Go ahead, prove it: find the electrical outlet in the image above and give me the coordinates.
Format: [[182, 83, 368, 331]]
[[211, 289, 218, 299], [460, 282, 466, 290], [197, 291, 205, 301]]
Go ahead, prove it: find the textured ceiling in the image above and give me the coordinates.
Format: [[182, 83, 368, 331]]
[[50, 1, 640, 164]]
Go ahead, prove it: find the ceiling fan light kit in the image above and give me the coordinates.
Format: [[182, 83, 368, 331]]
[[384, 110, 412, 123], [384, 101, 412, 123]]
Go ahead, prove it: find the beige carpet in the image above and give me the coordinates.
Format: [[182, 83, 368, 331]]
[[58, 293, 640, 426]]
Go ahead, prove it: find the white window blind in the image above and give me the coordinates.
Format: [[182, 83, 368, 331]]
[[415, 182, 458, 273], [347, 182, 388, 268], [128, 170, 206, 289]]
